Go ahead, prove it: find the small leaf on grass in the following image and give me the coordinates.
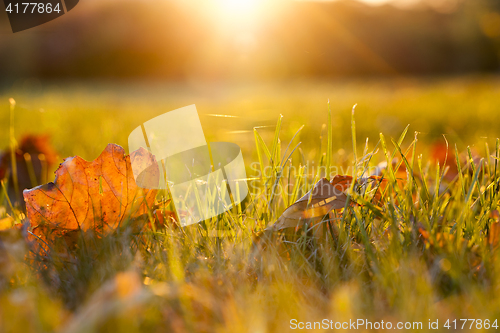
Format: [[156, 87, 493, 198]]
[[0, 135, 58, 206], [488, 210, 500, 249], [268, 176, 352, 231], [23, 144, 159, 248]]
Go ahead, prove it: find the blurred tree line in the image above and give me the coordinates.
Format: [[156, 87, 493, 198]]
[[0, 0, 499, 80]]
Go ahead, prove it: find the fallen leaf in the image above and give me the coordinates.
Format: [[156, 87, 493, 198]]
[[0, 134, 58, 207], [23, 144, 159, 248], [367, 175, 407, 205], [130, 146, 161, 189], [268, 176, 350, 231], [431, 142, 458, 182], [488, 210, 500, 249], [153, 208, 178, 230], [372, 159, 408, 179], [331, 174, 353, 193]]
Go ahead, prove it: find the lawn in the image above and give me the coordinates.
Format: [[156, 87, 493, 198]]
[[2, 76, 500, 158], [1, 76, 500, 332]]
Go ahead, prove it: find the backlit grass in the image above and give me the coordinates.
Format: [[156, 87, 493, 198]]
[[1, 77, 500, 332]]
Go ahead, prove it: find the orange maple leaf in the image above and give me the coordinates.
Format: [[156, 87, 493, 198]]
[[23, 144, 159, 245]]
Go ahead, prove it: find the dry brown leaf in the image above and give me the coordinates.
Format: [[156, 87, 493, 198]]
[[251, 176, 355, 270], [431, 142, 458, 181], [331, 174, 353, 193], [488, 210, 500, 249], [0, 134, 58, 206], [268, 176, 351, 231], [23, 144, 159, 247], [368, 175, 407, 205]]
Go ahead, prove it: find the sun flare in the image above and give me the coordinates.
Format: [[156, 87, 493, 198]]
[[219, 0, 257, 14], [213, 0, 263, 25]]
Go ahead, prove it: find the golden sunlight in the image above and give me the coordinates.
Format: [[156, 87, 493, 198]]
[[212, 0, 264, 24], [218, 0, 257, 15]]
